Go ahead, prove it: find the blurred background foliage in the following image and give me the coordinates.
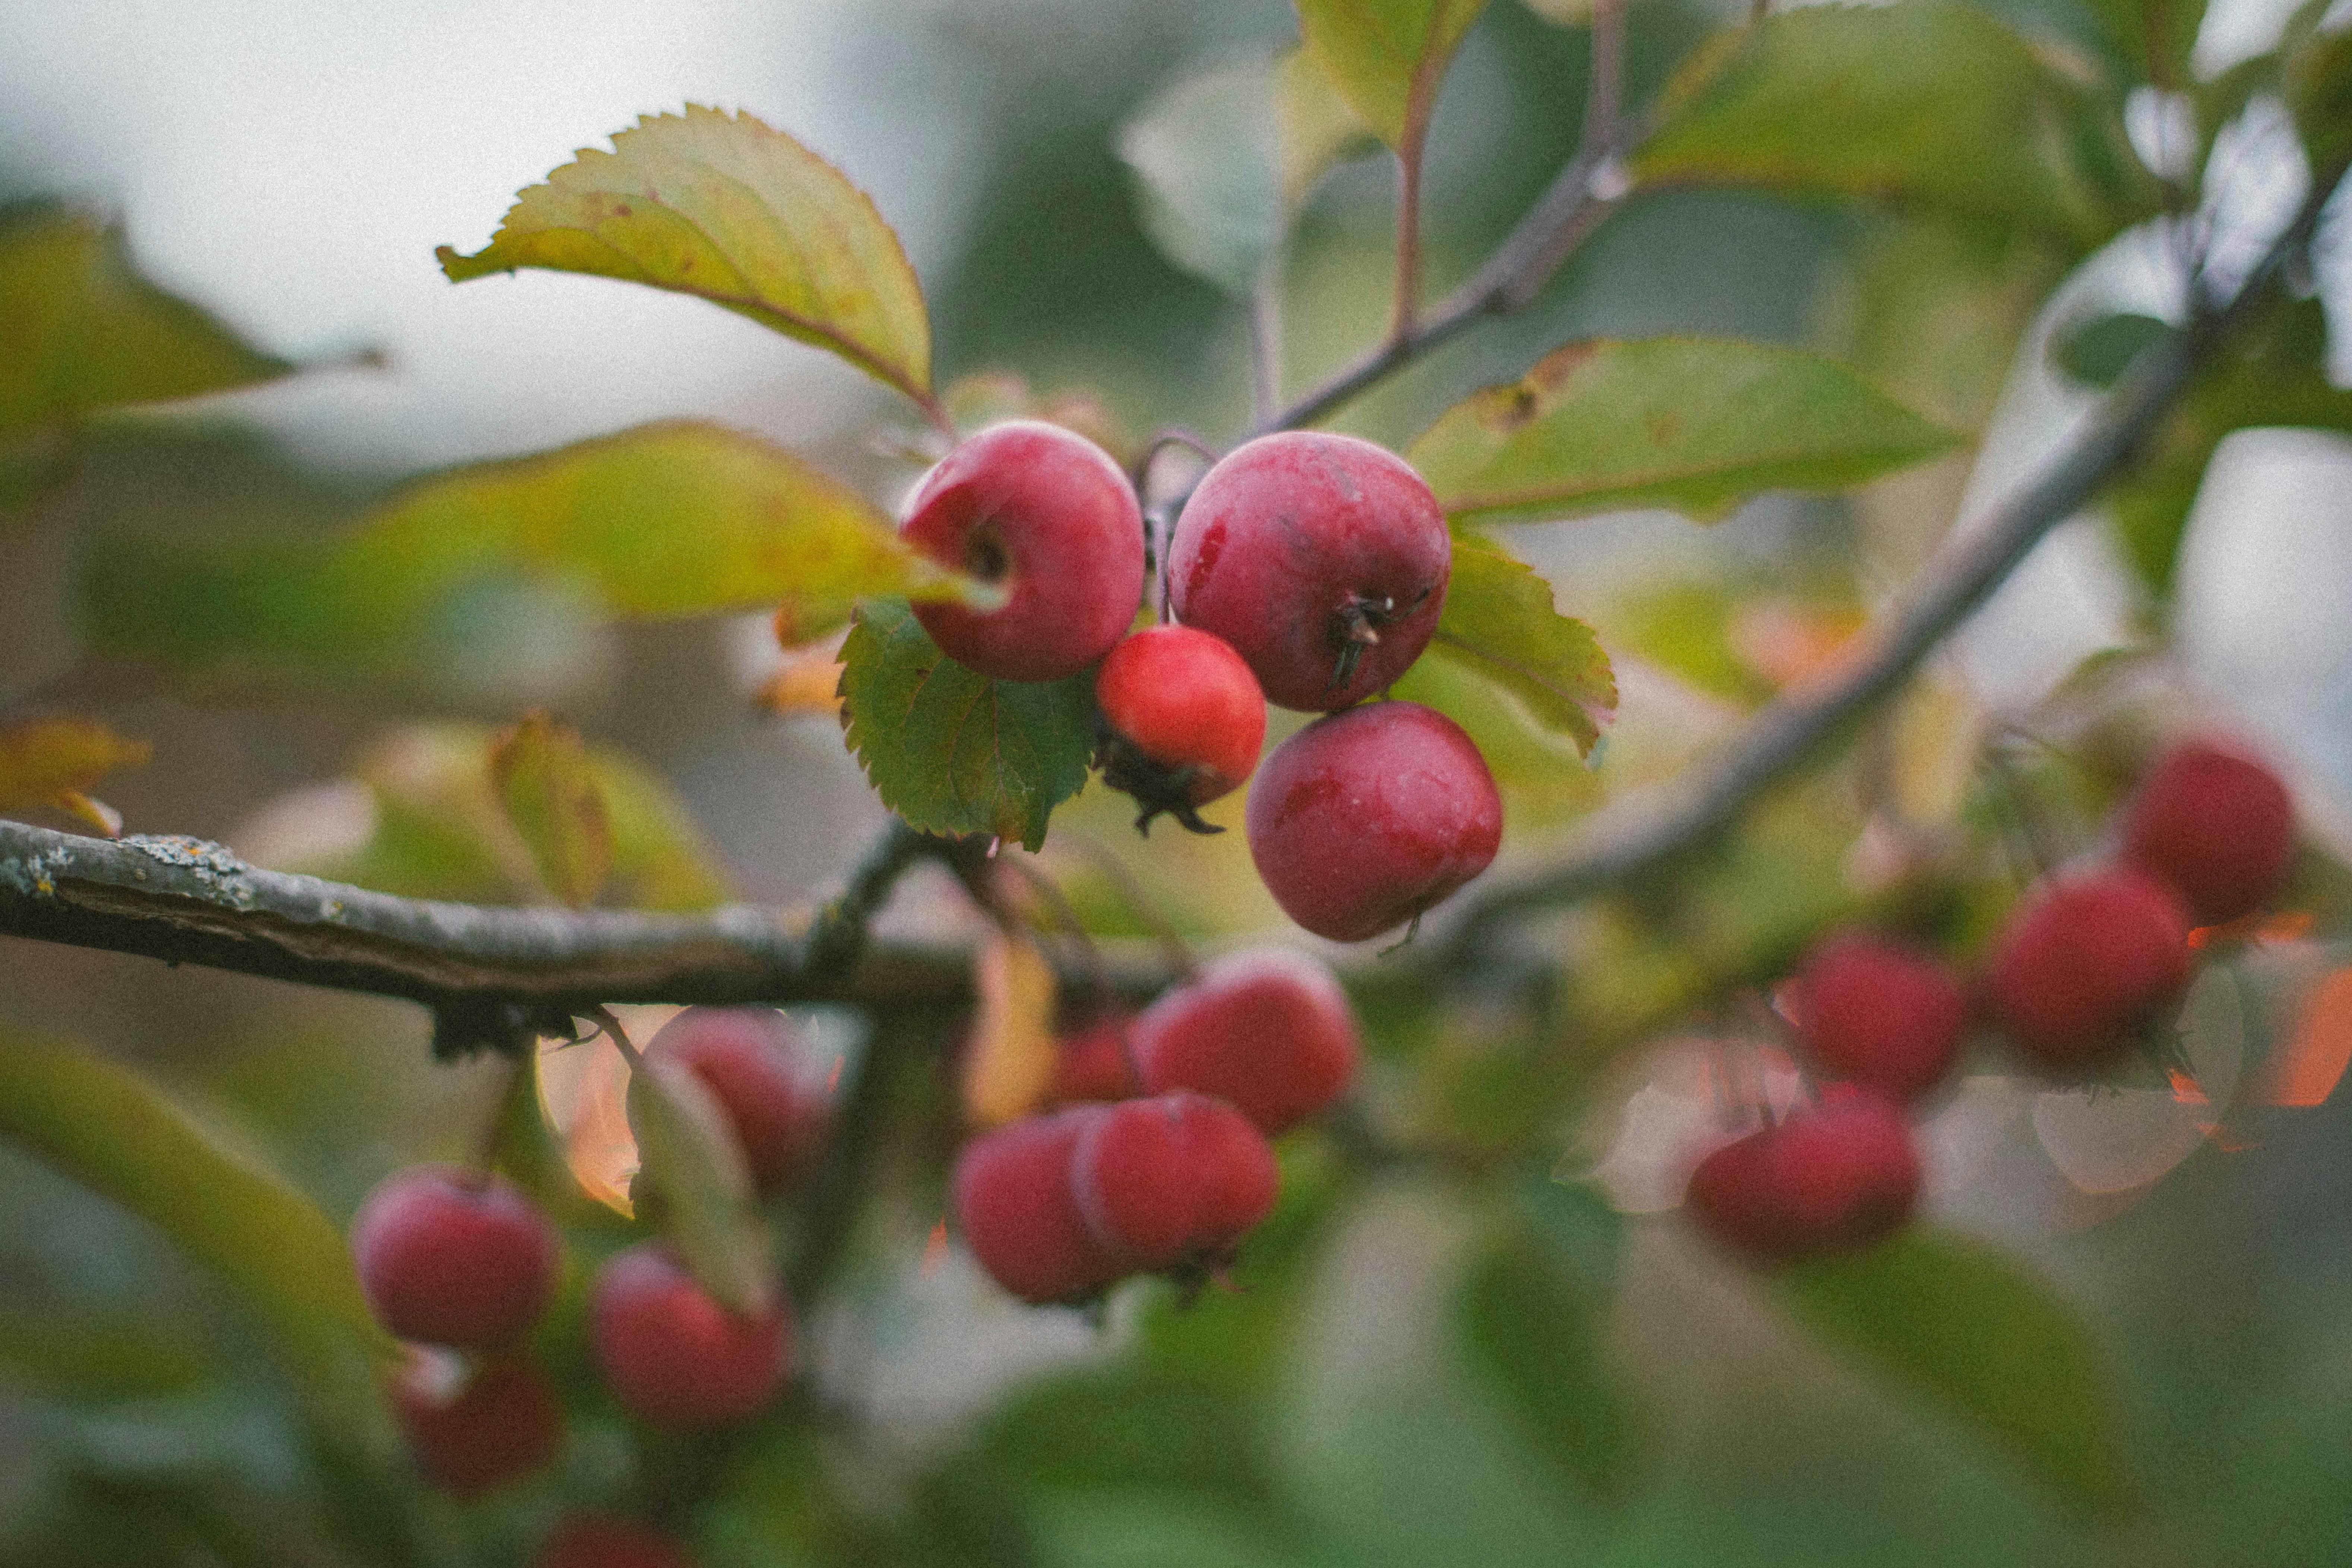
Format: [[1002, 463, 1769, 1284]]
[[5, 0, 2352, 1563]]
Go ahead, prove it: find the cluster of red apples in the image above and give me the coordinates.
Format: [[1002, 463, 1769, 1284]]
[[898, 420, 1501, 944], [1687, 737, 2299, 1262], [350, 1009, 828, 1567], [956, 948, 1360, 1304]]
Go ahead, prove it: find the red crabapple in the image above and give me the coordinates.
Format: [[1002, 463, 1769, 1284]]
[[952, 1106, 1126, 1303], [1684, 1091, 1920, 1261], [1050, 1015, 1141, 1105], [352, 1166, 559, 1349], [646, 1006, 829, 1196], [2118, 736, 2296, 926], [1988, 868, 2192, 1071], [391, 1351, 563, 1498], [1168, 431, 1450, 710], [1765, 1091, 1922, 1252], [1790, 932, 1967, 1101], [589, 1245, 790, 1427], [899, 420, 1145, 683], [1245, 701, 1501, 943], [1128, 947, 1360, 1134], [534, 1515, 695, 1568], [1071, 1093, 1278, 1270], [1094, 625, 1268, 834]]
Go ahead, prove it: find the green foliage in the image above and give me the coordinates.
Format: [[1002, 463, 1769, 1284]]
[[626, 1049, 777, 1315], [2285, 21, 2352, 174], [2106, 296, 2352, 595], [0, 1024, 393, 1454], [81, 420, 973, 689], [838, 598, 1097, 851], [0, 1306, 218, 1403], [1777, 1227, 2133, 1515], [1635, 2, 2161, 255], [490, 711, 616, 909], [1452, 1185, 1643, 1501], [1117, 48, 1379, 298], [2081, 0, 2206, 89], [1292, 0, 1492, 152], [256, 723, 730, 912], [1408, 337, 1958, 527], [439, 106, 938, 410], [1422, 536, 1616, 757], [2049, 311, 2169, 389], [0, 206, 292, 440]]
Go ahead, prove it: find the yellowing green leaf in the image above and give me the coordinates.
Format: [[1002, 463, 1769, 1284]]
[[0, 718, 151, 834], [1422, 537, 1614, 758], [1777, 1227, 2132, 1515], [0, 1023, 393, 1451], [246, 722, 730, 913], [1276, 44, 1382, 212], [1293, 0, 1492, 151], [963, 926, 1061, 1128], [1634, 3, 2162, 255], [83, 420, 981, 687], [1408, 338, 1959, 527], [627, 1049, 775, 1315], [0, 206, 292, 439], [489, 711, 614, 908], [0, 1306, 218, 1404], [837, 598, 1097, 852], [439, 107, 936, 411]]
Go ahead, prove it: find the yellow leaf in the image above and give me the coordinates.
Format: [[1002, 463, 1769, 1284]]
[[0, 718, 152, 831], [962, 926, 1059, 1128], [489, 712, 614, 908]]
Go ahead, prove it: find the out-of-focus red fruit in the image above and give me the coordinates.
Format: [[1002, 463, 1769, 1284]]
[[392, 1352, 563, 1498], [1071, 1093, 1278, 1270], [1791, 932, 1968, 1101], [2118, 736, 2296, 926], [1050, 1016, 1140, 1105], [1094, 625, 1268, 833], [1684, 1092, 1921, 1261], [1128, 948, 1360, 1134], [646, 1006, 829, 1195], [1684, 1127, 1800, 1260], [952, 1107, 1126, 1303], [533, 1515, 695, 1568], [1168, 431, 1450, 711], [352, 1166, 559, 1349], [1245, 701, 1502, 943], [899, 420, 1145, 683], [1988, 868, 2193, 1070], [1765, 1090, 1922, 1251], [589, 1245, 790, 1427]]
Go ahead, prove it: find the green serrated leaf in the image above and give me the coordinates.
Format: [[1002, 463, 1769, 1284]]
[[1453, 1206, 1643, 1502], [2107, 295, 2352, 595], [82, 420, 979, 688], [1294, 0, 1493, 152], [0, 206, 292, 439], [838, 598, 1097, 851], [489, 711, 614, 908], [2050, 311, 2170, 389], [0, 1024, 393, 1453], [1776, 1227, 2133, 1515], [626, 1051, 776, 1316], [439, 106, 935, 409], [1409, 338, 1959, 527], [1634, 3, 2162, 255], [1420, 537, 1614, 757]]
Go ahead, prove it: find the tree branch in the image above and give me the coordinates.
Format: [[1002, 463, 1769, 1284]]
[[1433, 170, 2340, 960], [0, 817, 970, 1025]]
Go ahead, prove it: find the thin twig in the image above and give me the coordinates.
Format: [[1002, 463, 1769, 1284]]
[[1432, 169, 2341, 961], [1249, 268, 1284, 428], [1259, 8, 1638, 437], [1391, 147, 1423, 342]]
